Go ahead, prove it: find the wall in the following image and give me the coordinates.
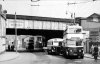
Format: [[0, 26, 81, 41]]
[[0, 13, 6, 53]]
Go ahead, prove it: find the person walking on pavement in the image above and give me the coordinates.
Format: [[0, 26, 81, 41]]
[[93, 44, 99, 61], [8, 44, 11, 51], [11, 42, 15, 51], [91, 45, 94, 56], [8, 41, 11, 51]]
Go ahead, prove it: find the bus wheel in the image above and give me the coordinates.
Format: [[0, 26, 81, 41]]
[[48, 52, 51, 54], [47, 50, 51, 55], [63, 52, 67, 58], [81, 56, 84, 59], [56, 52, 60, 55]]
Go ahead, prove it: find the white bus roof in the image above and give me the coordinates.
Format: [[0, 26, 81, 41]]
[[48, 38, 63, 42], [67, 25, 82, 28], [66, 24, 82, 28]]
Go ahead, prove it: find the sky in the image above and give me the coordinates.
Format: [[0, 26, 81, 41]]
[[0, 0, 100, 19], [0, 0, 96, 1]]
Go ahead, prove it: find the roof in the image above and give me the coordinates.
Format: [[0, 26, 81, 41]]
[[6, 14, 72, 22], [66, 24, 82, 28], [48, 38, 63, 42], [87, 13, 100, 18]]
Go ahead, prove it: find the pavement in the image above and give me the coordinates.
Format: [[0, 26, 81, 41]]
[[0, 52, 100, 62], [84, 53, 100, 59], [0, 52, 20, 62]]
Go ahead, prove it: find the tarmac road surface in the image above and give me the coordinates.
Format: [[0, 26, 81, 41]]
[[0, 52, 100, 64]]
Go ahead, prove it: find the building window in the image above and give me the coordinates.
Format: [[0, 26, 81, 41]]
[[92, 17, 99, 22], [87, 17, 93, 22], [98, 17, 100, 22]]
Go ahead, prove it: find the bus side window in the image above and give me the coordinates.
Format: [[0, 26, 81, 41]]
[[47, 41, 53, 45], [52, 42, 53, 45], [76, 29, 81, 33], [37, 37, 42, 41], [76, 40, 82, 46], [59, 42, 62, 46]]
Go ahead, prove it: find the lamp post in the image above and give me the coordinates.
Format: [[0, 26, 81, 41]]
[[15, 12, 17, 53]]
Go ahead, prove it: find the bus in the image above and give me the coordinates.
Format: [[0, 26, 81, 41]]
[[25, 35, 44, 51], [47, 38, 63, 54], [62, 24, 84, 58]]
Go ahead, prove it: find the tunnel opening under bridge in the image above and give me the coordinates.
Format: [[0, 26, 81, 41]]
[[6, 28, 63, 46]]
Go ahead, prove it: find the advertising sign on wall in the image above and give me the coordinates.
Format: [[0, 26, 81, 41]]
[[7, 19, 24, 29], [90, 31, 99, 42]]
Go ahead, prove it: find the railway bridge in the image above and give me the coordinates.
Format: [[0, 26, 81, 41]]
[[6, 14, 80, 47]]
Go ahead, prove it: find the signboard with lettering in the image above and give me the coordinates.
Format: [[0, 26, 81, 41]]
[[90, 31, 99, 36], [7, 19, 24, 28], [90, 36, 100, 42]]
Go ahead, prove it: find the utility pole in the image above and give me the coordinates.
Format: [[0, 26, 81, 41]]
[[67, 2, 76, 24], [15, 12, 17, 53], [31, 0, 40, 2], [93, 0, 96, 1], [73, 12, 75, 24]]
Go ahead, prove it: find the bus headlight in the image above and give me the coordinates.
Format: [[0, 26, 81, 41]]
[[53, 47, 55, 49], [66, 51, 68, 54], [79, 50, 81, 52], [70, 50, 72, 52], [52, 47, 55, 50]]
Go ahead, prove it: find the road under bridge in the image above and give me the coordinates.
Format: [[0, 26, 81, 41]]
[[6, 28, 63, 42]]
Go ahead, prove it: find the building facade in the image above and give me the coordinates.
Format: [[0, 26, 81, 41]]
[[80, 13, 100, 53], [0, 4, 6, 53]]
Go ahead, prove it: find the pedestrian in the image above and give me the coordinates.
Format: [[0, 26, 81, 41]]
[[91, 45, 94, 56], [93, 44, 99, 61], [11, 42, 15, 51], [8, 44, 11, 51], [8, 41, 11, 51], [94, 45, 99, 53]]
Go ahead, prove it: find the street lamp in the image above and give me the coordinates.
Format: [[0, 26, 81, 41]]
[[15, 12, 17, 53]]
